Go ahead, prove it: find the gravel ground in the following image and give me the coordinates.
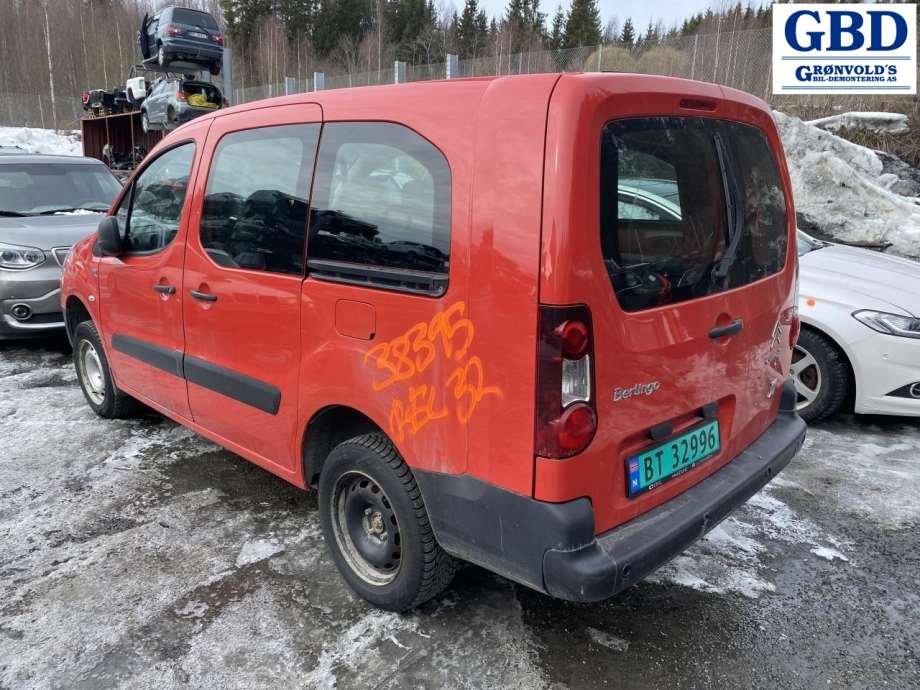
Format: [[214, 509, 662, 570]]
[[1, 338, 918, 689]]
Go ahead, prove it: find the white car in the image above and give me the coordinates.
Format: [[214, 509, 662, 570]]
[[795, 231, 920, 421]]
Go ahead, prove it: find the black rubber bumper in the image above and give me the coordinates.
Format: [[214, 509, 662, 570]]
[[415, 382, 806, 602]]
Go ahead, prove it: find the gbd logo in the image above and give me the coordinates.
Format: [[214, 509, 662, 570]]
[[772, 4, 916, 95], [784, 9, 909, 52]]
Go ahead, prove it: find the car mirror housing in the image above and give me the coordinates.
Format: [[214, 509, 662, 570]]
[[96, 216, 124, 256]]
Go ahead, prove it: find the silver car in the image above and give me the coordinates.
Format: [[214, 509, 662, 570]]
[[0, 154, 121, 339], [140, 77, 223, 133]]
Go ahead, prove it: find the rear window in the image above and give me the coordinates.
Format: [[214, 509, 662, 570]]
[[600, 118, 788, 313], [171, 9, 219, 31]]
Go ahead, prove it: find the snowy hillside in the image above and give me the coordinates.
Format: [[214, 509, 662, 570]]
[[775, 111, 920, 260], [0, 126, 82, 156]]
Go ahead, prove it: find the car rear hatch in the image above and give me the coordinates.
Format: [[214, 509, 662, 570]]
[[536, 74, 798, 534], [181, 81, 222, 109]]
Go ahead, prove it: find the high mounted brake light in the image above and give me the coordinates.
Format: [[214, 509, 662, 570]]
[[535, 305, 597, 458]]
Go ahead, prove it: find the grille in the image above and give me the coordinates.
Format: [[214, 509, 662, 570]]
[[51, 247, 71, 267]]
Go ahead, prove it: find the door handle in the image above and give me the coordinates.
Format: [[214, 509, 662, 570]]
[[190, 289, 218, 302], [709, 318, 744, 339], [152, 284, 176, 295]]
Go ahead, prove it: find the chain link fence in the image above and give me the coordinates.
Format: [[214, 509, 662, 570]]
[[4, 27, 917, 131]]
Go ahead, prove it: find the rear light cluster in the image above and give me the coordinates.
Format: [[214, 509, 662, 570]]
[[164, 24, 183, 37], [214, 35, 224, 45], [176, 91, 187, 102], [535, 305, 597, 458]]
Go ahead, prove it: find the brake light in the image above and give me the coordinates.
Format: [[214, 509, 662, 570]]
[[176, 90, 187, 102], [164, 24, 182, 37], [535, 305, 597, 458], [789, 308, 801, 347], [214, 34, 224, 45]]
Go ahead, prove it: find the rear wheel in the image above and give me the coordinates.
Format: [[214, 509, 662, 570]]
[[167, 106, 176, 126], [210, 60, 222, 76], [792, 328, 850, 423], [319, 433, 457, 611], [141, 110, 150, 133], [157, 44, 167, 67], [73, 321, 139, 419]]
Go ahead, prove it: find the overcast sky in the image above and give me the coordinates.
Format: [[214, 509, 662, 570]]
[[472, 0, 741, 34]]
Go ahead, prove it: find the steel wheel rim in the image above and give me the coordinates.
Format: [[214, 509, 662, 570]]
[[78, 340, 106, 405], [791, 344, 822, 411], [330, 470, 401, 586]]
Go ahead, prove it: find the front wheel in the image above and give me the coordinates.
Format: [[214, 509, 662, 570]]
[[792, 328, 850, 423], [73, 321, 139, 419], [319, 433, 458, 611]]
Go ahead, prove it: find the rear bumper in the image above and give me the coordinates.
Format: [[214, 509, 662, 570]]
[[161, 38, 222, 62], [415, 381, 806, 602]]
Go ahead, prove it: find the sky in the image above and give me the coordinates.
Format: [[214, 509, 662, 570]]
[[474, 0, 735, 34]]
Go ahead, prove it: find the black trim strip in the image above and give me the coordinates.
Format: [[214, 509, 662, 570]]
[[111, 333, 281, 415], [112, 334, 184, 378], [184, 355, 281, 415]]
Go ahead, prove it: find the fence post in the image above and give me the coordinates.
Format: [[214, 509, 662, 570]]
[[446, 54, 459, 79], [313, 72, 325, 91], [394, 61, 406, 84], [222, 47, 234, 105], [596, 44, 603, 72], [284, 76, 297, 95]]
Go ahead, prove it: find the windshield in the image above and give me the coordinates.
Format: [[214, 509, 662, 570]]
[[171, 8, 219, 30], [0, 162, 121, 216], [600, 117, 789, 312]]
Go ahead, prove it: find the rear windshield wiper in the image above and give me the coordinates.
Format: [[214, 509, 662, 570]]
[[0, 210, 28, 217], [711, 132, 744, 284]]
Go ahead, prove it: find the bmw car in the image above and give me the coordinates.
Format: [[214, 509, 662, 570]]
[[795, 230, 920, 420], [0, 154, 121, 339]]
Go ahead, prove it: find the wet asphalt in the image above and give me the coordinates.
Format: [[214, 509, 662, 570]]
[[1, 338, 918, 689]]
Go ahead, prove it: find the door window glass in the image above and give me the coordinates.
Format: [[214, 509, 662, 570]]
[[307, 122, 451, 295], [600, 118, 787, 313], [123, 142, 195, 254], [200, 124, 320, 275]]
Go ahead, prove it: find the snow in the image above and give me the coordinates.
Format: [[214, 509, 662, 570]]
[[235, 537, 285, 567], [807, 112, 910, 135], [0, 126, 82, 156], [775, 111, 920, 259]]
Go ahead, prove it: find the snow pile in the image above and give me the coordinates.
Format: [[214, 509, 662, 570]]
[[775, 111, 920, 259], [806, 111, 910, 135], [0, 126, 82, 156]]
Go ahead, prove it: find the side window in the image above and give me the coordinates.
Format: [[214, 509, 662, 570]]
[[200, 124, 320, 275], [123, 143, 195, 254], [308, 122, 451, 296]]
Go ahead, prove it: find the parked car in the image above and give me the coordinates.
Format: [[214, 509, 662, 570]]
[[0, 154, 121, 339], [61, 73, 805, 611], [139, 6, 223, 75], [140, 78, 223, 133], [795, 230, 920, 420], [125, 76, 150, 106], [81, 87, 129, 117]]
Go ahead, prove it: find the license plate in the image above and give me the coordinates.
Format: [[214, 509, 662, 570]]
[[189, 31, 206, 38], [626, 419, 720, 498]]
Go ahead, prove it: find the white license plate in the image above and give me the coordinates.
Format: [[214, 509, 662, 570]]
[[189, 31, 206, 39]]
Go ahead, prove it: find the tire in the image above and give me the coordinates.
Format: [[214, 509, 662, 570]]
[[72, 321, 139, 419], [792, 328, 850, 423], [157, 44, 167, 68], [141, 110, 150, 133], [167, 106, 176, 125], [319, 432, 458, 611], [210, 60, 222, 76]]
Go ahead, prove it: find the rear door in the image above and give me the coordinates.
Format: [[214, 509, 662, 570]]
[[537, 76, 797, 533], [181, 105, 321, 480]]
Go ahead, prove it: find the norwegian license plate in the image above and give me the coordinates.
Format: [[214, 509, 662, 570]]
[[189, 31, 207, 38], [626, 419, 721, 498]]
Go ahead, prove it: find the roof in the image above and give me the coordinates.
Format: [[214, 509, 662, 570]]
[[0, 154, 104, 165]]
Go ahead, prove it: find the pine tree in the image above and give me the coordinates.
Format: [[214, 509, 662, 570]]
[[563, 0, 601, 48], [457, 0, 486, 57], [619, 16, 635, 47], [549, 4, 565, 51]]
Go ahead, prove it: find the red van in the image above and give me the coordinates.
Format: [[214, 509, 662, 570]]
[[61, 73, 805, 611]]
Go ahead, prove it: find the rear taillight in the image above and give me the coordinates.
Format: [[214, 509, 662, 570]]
[[164, 24, 182, 37], [785, 306, 801, 347], [176, 90, 187, 102], [214, 34, 224, 45], [535, 304, 597, 458]]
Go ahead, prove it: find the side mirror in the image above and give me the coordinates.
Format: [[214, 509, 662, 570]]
[[97, 216, 124, 256]]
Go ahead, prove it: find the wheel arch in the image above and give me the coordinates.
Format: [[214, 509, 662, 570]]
[[798, 321, 857, 403], [301, 405, 384, 488], [64, 295, 93, 345]]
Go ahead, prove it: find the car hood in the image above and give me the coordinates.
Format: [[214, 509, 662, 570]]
[[0, 213, 102, 250], [800, 244, 920, 317]]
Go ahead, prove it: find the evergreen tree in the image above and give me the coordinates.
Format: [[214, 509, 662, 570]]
[[563, 0, 601, 48], [619, 16, 635, 47], [457, 0, 486, 57], [549, 4, 565, 51]]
